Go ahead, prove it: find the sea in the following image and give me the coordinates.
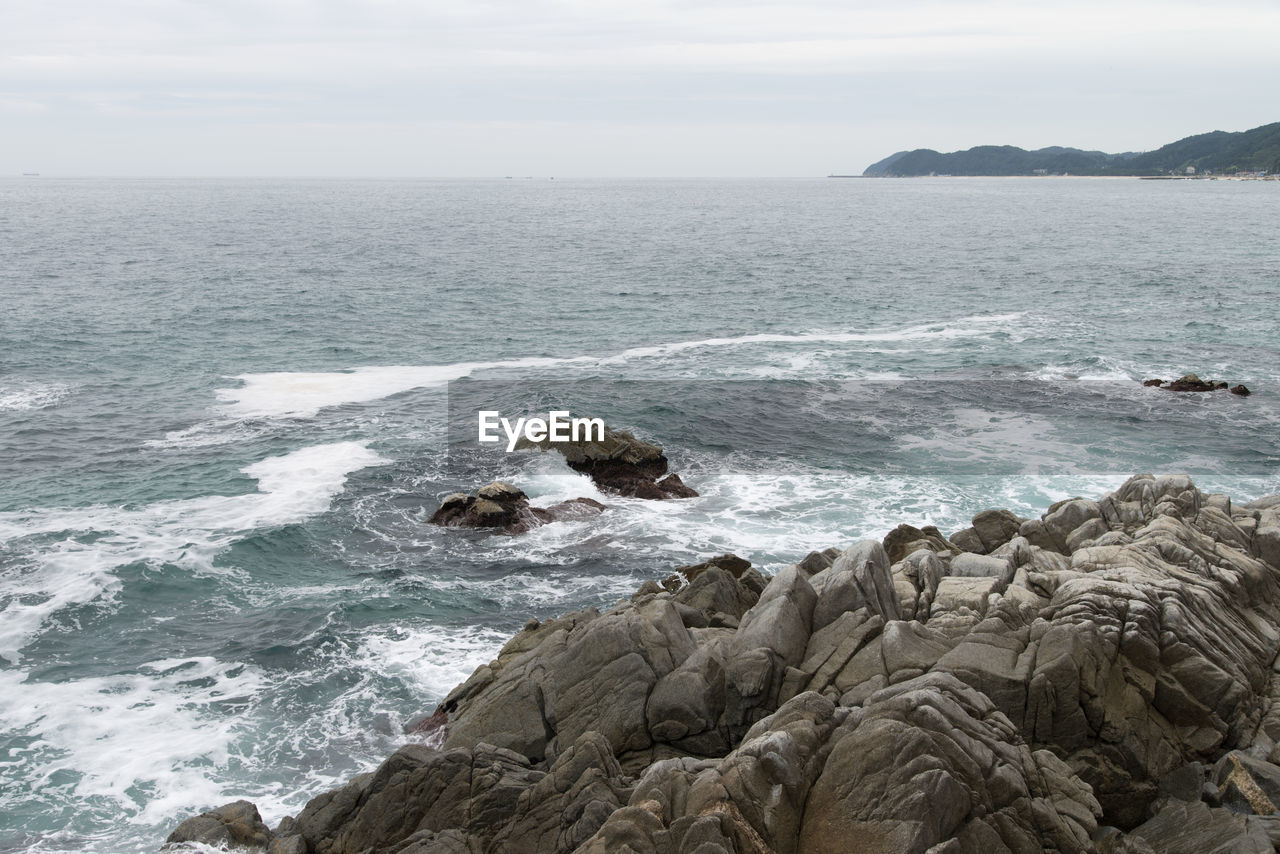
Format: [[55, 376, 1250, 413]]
[[1, 176, 1277, 852]]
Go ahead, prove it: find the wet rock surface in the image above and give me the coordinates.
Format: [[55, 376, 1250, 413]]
[[428, 481, 606, 534], [167, 475, 1280, 853], [517, 425, 699, 499], [1143, 373, 1252, 396], [162, 800, 273, 851]]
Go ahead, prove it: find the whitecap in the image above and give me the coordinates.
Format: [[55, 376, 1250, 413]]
[[352, 623, 509, 699], [0, 442, 389, 662]]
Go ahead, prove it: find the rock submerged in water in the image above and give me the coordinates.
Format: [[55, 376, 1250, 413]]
[[516, 425, 699, 499], [1143, 373, 1252, 395], [428, 481, 605, 534], [166, 474, 1280, 854]]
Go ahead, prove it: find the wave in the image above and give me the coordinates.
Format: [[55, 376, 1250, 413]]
[[210, 313, 1028, 420], [0, 442, 388, 663]]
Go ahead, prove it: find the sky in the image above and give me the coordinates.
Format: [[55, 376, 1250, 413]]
[[3, 0, 1278, 177]]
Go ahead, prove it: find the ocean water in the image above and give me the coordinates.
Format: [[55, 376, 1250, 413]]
[[1, 176, 1277, 852]]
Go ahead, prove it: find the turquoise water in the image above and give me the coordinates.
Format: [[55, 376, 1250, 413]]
[[1, 177, 1277, 852]]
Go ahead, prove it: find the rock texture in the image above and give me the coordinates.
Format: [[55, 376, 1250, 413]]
[[167, 475, 1280, 854], [517, 425, 699, 499], [163, 800, 273, 850], [428, 481, 605, 534]]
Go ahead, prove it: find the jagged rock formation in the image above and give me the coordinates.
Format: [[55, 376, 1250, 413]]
[[428, 481, 605, 534], [165, 475, 1280, 854], [516, 425, 699, 499]]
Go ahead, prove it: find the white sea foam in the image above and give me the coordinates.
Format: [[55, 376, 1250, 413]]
[[1031, 364, 1137, 383], [210, 313, 1027, 420], [353, 623, 509, 699], [0, 381, 71, 412], [0, 442, 388, 662], [143, 419, 275, 450], [598, 313, 1027, 363], [0, 657, 267, 826], [218, 357, 592, 419]]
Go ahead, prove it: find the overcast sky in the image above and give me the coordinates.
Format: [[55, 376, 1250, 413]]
[[3, 0, 1277, 176]]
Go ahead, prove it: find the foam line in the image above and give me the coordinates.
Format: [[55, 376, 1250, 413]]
[[215, 313, 1027, 419]]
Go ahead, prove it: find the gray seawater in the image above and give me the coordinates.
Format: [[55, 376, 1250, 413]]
[[1, 177, 1277, 852]]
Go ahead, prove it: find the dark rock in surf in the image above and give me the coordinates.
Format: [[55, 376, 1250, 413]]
[[516, 425, 699, 499], [164, 800, 273, 851], [666, 553, 754, 586], [428, 481, 605, 534], [1144, 373, 1247, 394], [1166, 373, 1227, 391]]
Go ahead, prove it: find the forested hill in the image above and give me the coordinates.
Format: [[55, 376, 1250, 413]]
[[862, 121, 1280, 176]]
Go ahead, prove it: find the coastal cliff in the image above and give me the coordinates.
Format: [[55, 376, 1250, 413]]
[[165, 474, 1280, 854]]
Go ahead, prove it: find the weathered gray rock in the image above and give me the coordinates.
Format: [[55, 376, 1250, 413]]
[[810, 540, 900, 630], [797, 673, 1099, 853], [971, 508, 1026, 553], [165, 800, 273, 851], [672, 566, 761, 624], [884, 523, 959, 563], [949, 526, 986, 554], [487, 731, 633, 853], [798, 546, 842, 575], [165, 476, 1280, 854], [1131, 799, 1273, 853]]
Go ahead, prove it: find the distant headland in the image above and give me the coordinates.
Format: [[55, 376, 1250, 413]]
[[859, 120, 1280, 178]]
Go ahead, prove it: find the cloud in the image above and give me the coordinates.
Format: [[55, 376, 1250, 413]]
[[6, 0, 1279, 77], [2, 0, 1277, 174]]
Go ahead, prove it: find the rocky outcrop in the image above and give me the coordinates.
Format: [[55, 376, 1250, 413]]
[[949, 507, 1029, 555], [167, 475, 1280, 854], [1143, 373, 1252, 395], [162, 800, 273, 851], [883, 522, 962, 563], [517, 425, 699, 499], [428, 481, 605, 534]]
